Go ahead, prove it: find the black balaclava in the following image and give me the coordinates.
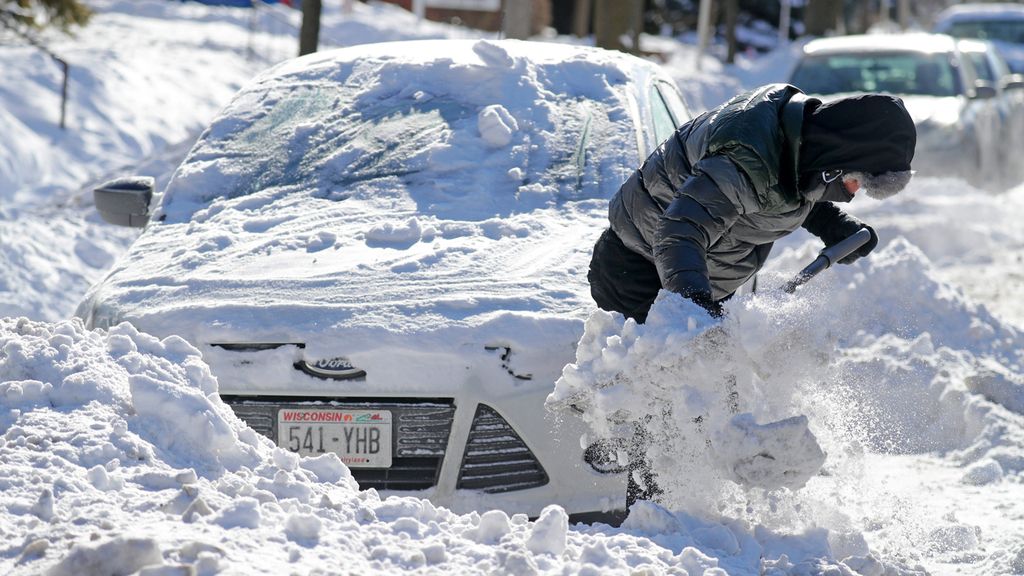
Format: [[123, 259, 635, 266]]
[[799, 94, 917, 199]]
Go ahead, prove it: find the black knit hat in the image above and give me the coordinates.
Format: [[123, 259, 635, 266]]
[[799, 94, 916, 176]]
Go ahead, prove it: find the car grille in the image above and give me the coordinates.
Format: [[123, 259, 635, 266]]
[[456, 404, 549, 493], [224, 398, 455, 491]]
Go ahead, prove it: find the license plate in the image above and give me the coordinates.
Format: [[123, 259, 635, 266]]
[[277, 409, 392, 468]]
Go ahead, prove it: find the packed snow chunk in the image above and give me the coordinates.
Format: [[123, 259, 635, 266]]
[[960, 458, 1004, 485], [30, 488, 54, 521], [129, 369, 258, 472], [478, 104, 519, 148], [1, 379, 51, 404], [693, 523, 741, 556], [712, 413, 826, 490], [965, 362, 1024, 415], [472, 39, 516, 68], [366, 217, 423, 247], [87, 463, 124, 491], [212, 497, 262, 529], [841, 555, 886, 576], [284, 512, 323, 543], [468, 509, 512, 544], [47, 536, 163, 576], [678, 547, 723, 575], [525, 504, 568, 556], [927, 523, 981, 553], [299, 452, 355, 486], [621, 500, 681, 534]]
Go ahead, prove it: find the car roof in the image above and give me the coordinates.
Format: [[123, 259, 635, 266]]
[[935, 3, 1024, 24], [957, 38, 995, 54], [262, 38, 665, 85], [802, 33, 959, 56]]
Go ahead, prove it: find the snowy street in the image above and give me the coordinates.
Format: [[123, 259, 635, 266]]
[[3, 1, 1024, 575]]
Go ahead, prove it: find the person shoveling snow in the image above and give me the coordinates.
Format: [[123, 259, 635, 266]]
[[557, 83, 917, 507]]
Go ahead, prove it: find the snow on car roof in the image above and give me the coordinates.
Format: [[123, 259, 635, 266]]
[[262, 37, 660, 79], [802, 33, 960, 56], [87, 39, 664, 346]]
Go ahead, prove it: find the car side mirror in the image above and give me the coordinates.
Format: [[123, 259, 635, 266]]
[[1001, 73, 1024, 91], [94, 176, 154, 228], [970, 82, 998, 99]]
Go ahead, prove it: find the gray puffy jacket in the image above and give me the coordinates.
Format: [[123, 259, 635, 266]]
[[608, 83, 864, 301]]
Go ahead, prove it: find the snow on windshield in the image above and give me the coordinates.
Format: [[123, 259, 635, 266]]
[[158, 40, 639, 224]]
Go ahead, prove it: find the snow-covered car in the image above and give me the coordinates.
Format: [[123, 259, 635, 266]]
[[76, 39, 692, 521], [789, 33, 1005, 189], [933, 3, 1024, 73]]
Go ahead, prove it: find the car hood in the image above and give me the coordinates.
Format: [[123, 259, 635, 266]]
[[811, 92, 964, 126], [900, 95, 965, 126], [79, 190, 606, 350]]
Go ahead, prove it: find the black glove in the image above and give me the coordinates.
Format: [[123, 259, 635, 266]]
[[836, 223, 878, 265], [802, 203, 877, 265], [684, 288, 724, 318]]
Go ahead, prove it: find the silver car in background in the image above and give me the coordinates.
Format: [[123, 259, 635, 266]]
[[789, 33, 1007, 189], [957, 38, 1024, 184], [934, 3, 1024, 74]]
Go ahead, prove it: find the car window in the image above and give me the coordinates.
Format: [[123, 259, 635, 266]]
[[649, 85, 678, 145], [791, 52, 961, 97], [966, 51, 996, 82], [947, 20, 1024, 45], [655, 82, 690, 126]]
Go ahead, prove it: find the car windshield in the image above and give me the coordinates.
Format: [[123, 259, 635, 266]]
[[964, 50, 996, 82], [947, 20, 1024, 45], [158, 68, 628, 224], [792, 51, 961, 97]]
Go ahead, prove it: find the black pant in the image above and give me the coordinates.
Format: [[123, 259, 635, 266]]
[[587, 229, 662, 324], [587, 229, 662, 507]]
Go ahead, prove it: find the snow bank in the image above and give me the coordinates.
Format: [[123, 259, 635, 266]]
[[550, 232, 1024, 572], [1, 317, 918, 574]]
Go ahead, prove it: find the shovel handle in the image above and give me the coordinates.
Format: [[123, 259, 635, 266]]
[[782, 228, 873, 294]]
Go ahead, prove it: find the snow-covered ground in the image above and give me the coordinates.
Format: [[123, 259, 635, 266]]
[[2, 1, 1024, 575]]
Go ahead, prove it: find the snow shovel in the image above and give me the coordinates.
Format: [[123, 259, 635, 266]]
[[707, 227, 875, 489], [718, 227, 874, 412], [780, 227, 874, 294]]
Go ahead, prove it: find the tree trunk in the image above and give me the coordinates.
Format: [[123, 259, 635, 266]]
[[572, 0, 591, 38], [593, 0, 638, 52], [299, 0, 322, 56], [804, 0, 842, 36], [503, 0, 532, 39], [724, 0, 738, 63]]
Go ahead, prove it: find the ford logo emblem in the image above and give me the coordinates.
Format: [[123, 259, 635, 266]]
[[296, 356, 366, 380]]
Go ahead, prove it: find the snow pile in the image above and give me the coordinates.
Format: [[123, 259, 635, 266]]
[[0, 0, 283, 206], [1, 317, 914, 574], [0, 0, 291, 321], [551, 232, 1024, 572]]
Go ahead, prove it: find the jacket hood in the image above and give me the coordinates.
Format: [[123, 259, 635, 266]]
[[798, 94, 917, 177]]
